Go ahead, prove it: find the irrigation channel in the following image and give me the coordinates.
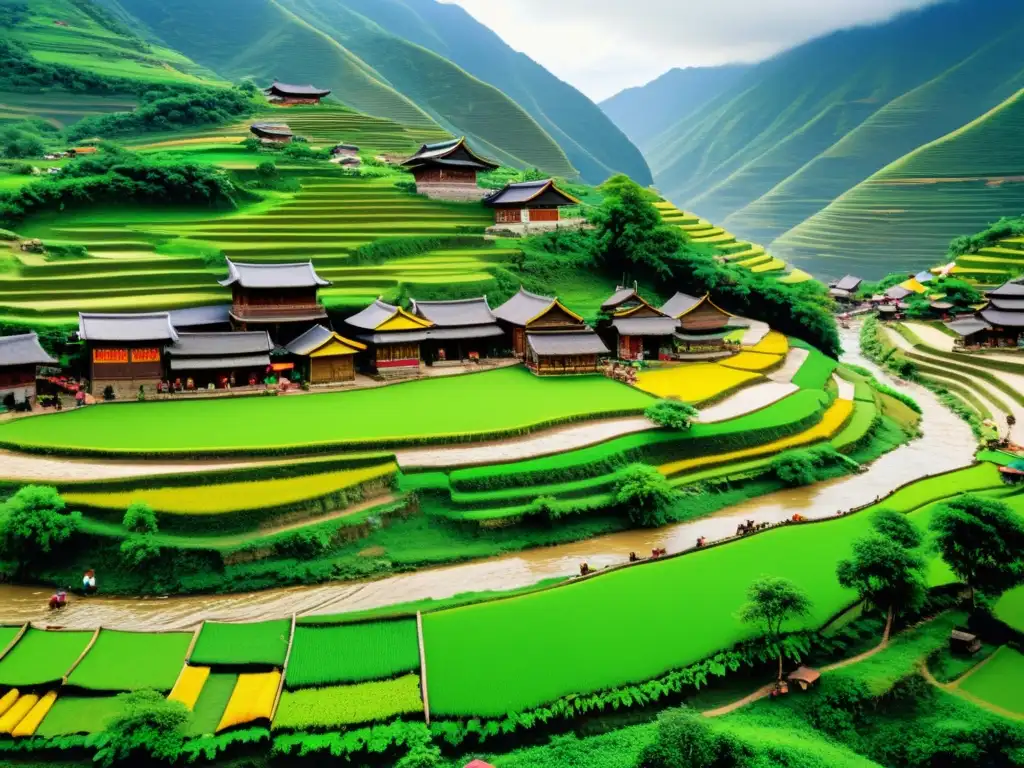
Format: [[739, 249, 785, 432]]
[[0, 326, 977, 630]]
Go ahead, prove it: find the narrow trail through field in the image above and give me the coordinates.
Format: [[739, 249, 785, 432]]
[[920, 654, 1024, 721]]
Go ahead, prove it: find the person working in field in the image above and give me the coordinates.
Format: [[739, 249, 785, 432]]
[[82, 570, 96, 595], [48, 589, 67, 610]]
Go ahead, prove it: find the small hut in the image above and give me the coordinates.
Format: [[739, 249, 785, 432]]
[[950, 629, 982, 655], [285, 325, 366, 385], [264, 82, 331, 105], [483, 180, 579, 226], [79, 312, 177, 398], [787, 666, 821, 692], [0, 333, 57, 405], [999, 459, 1024, 484], [250, 122, 293, 144], [661, 292, 734, 356]]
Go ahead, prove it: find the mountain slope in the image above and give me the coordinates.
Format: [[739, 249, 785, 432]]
[[600, 65, 751, 151], [632, 0, 1024, 277], [333, 0, 651, 185], [773, 87, 1024, 280], [4, 0, 222, 86], [107, 0, 576, 176]]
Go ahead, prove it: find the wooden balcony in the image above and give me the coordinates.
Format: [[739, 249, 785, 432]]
[[230, 303, 328, 323]]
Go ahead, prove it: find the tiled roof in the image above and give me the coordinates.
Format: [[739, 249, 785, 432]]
[[168, 354, 270, 371], [660, 292, 701, 318], [491, 287, 555, 326], [167, 305, 231, 329], [411, 297, 496, 327], [0, 333, 57, 367], [219, 260, 330, 289], [166, 332, 273, 357], [346, 299, 401, 331], [527, 330, 609, 355], [611, 317, 680, 336], [79, 312, 178, 343]]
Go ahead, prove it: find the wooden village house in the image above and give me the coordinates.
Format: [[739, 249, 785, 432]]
[[249, 122, 293, 144], [661, 292, 735, 358], [483, 179, 579, 226], [344, 299, 434, 377], [0, 333, 57, 405], [409, 297, 505, 363], [492, 287, 608, 374], [164, 331, 274, 390], [78, 312, 177, 398], [946, 278, 1024, 349], [402, 138, 498, 200], [264, 82, 331, 105], [220, 259, 330, 341], [599, 287, 679, 361], [285, 325, 366, 385]]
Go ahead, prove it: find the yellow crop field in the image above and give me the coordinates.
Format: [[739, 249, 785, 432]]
[[660, 398, 854, 477], [63, 464, 396, 515], [0, 693, 37, 734], [12, 691, 56, 737], [216, 671, 281, 732], [636, 363, 761, 404], [719, 352, 784, 372], [747, 331, 789, 356], [168, 666, 210, 710], [0, 690, 17, 717]]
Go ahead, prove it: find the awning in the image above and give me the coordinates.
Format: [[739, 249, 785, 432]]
[[944, 318, 992, 337], [271, 362, 294, 372], [674, 330, 730, 342], [168, 354, 271, 371]]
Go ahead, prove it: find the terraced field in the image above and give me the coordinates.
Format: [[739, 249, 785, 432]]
[[774, 87, 1024, 279], [0, 91, 139, 131], [654, 201, 811, 284], [942, 235, 1024, 287], [3, 174, 511, 324]]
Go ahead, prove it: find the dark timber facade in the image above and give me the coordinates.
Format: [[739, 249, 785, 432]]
[[264, 82, 331, 105], [79, 312, 177, 398], [483, 179, 579, 225], [402, 138, 499, 201], [220, 260, 330, 342]]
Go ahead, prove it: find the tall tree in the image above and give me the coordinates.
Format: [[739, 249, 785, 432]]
[[590, 183, 685, 278], [738, 576, 812, 683], [871, 508, 923, 550], [930, 494, 1024, 606], [0, 485, 80, 572], [837, 535, 927, 641], [614, 464, 680, 528]]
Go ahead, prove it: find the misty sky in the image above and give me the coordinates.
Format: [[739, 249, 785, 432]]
[[440, 0, 941, 101]]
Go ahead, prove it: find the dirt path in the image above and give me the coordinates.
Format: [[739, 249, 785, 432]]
[[703, 638, 889, 718], [920, 653, 1024, 721], [0, 449, 263, 484], [768, 347, 809, 384]]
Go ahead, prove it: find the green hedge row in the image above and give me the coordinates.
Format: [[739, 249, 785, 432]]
[[449, 471, 622, 510], [451, 391, 829, 492]]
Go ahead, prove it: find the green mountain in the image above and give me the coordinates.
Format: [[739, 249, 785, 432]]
[[621, 0, 1024, 279], [333, 0, 653, 186], [600, 65, 750, 150]]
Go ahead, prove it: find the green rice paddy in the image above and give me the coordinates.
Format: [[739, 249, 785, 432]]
[[285, 620, 420, 689], [0, 629, 93, 688], [791, 348, 839, 390], [190, 620, 290, 667], [0, 627, 21, 652], [65, 630, 192, 692], [993, 584, 1024, 634], [188, 673, 237, 737], [273, 674, 422, 730], [422, 463, 1002, 716], [0, 368, 653, 455], [958, 646, 1024, 716], [35, 695, 126, 737]]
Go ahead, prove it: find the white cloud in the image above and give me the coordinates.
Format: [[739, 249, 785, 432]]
[[439, 0, 941, 101]]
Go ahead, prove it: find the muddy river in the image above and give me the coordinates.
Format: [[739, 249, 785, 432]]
[[0, 325, 977, 630]]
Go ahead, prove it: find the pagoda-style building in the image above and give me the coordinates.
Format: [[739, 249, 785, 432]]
[[345, 299, 434, 377], [946, 278, 1024, 348], [492, 287, 607, 374], [409, 297, 504, 364], [599, 288, 678, 361], [661, 292, 734, 355], [0, 332, 57, 404], [79, 312, 177, 398], [219, 260, 330, 340], [402, 138, 498, 200], [250, 122, 292, 144], [264, 82, 331, 105], [483, 180, 580, 225], [285, 325, 366, 385], [164, 331, 273, 389]]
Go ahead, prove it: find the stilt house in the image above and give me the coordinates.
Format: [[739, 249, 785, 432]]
[[402, 138, 498, 200], [600, 287, 678, 361], [345, 298, 434, 376], [219, 260, 330, 341], [250, 122, 293, 144], [661, 292, 734, 354]]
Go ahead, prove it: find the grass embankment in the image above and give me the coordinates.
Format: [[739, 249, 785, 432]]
[[0, 368, 653, 456], [958, 646, 1024, 716], [422, 463, 1005, 716]]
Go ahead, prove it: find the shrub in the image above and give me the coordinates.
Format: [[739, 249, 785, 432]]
[[635, 707, 742, 767], [645, 399, 698, 430], [770, 445, 847, 487], [0, 485, 81, 569], [93, 690, 189, 768], [614, 464, 679, 528], [123, 502, 157, 534]]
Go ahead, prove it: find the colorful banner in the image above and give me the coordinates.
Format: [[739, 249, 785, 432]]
[[131, 348, 161, 363], [93, 348, 128, 364]]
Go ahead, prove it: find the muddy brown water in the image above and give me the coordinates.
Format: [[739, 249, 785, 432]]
[[0, 326, 977, 631]]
